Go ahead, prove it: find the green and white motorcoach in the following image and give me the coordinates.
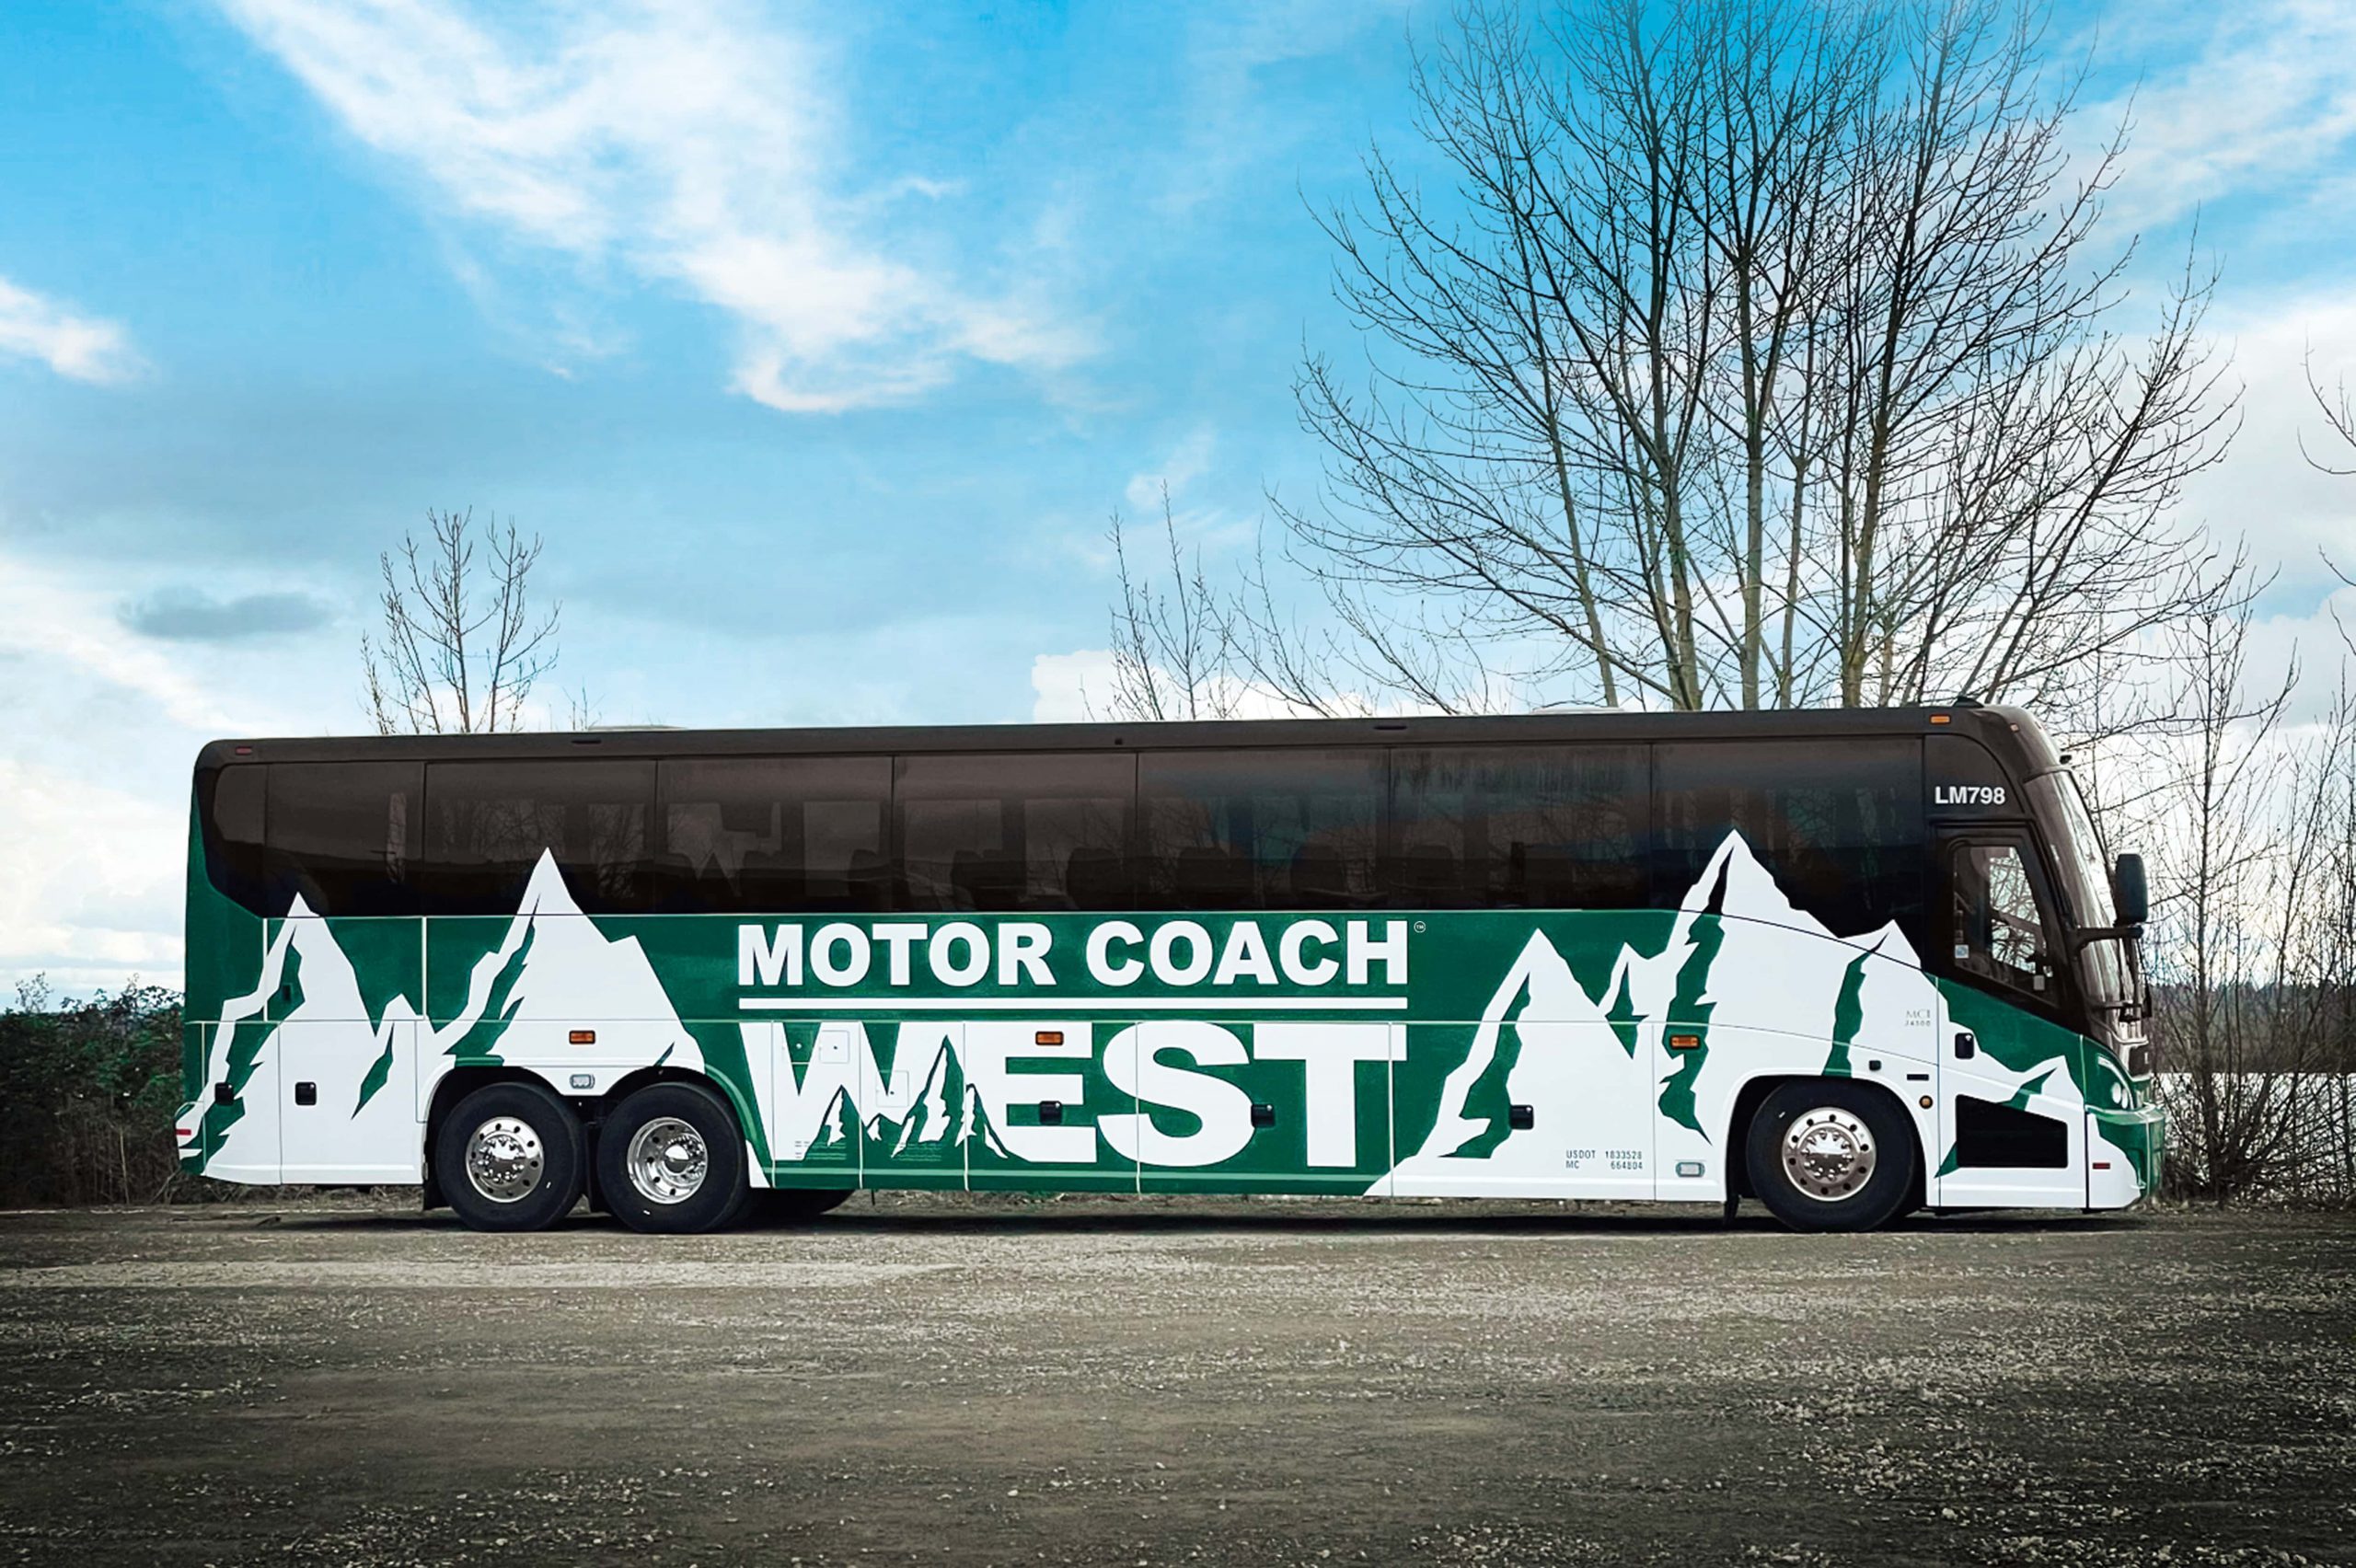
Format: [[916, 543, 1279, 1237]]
[[177, 706, 2163, 1233]]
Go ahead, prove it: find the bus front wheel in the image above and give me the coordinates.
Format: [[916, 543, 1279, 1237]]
[[1745, 1080, 1915, 1232], [435, 1081, 585, 1233], [597, 1081, 749, 1235]]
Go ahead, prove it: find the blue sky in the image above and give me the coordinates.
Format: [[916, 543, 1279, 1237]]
[[3, 0, 2354, 993]]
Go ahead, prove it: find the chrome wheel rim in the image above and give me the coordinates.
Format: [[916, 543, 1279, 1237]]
[[465, 1116, 545, 1204], [626, 1116, 709, 1205], [1782, 1107, 1877, 1202]]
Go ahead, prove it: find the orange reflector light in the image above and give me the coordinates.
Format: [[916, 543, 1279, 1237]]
[[1035, 1030, 1065, 1046], [2093, 1160, 2112, 1170], [1930, 714, 1951, 724], [1919, 1096, 1934, 1109], [1667, 1032, 1701, 1051], [569, 1029, 596, 1045]]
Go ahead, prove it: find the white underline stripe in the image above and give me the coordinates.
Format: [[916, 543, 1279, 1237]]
[[736, 996, 1409, 1012]]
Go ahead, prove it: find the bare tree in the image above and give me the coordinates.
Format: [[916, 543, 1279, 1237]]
[[1257, 0, 2235, 717], [362, 508, 561, 734], [1099, 489, 1245, 722]]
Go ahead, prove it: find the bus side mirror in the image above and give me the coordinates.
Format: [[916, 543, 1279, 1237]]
[[2112, 853, 2148, 928]]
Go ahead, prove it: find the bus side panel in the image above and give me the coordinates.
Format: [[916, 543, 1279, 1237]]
[[255, 914, 427, 1183], [740, 1020, 860, 1187], [1934, 981, 2108, 1209], [966, 1019, 1138, 1193], [1131, 1019, 1399, 1195], [181, 796, 269, 1178]]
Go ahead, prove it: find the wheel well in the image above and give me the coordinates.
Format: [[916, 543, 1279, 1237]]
[[595, 1065, 748, 1138], [1724, 1074, 1926, 1207], [423, 1064, 750, 1213], [422, 1064, 575, 1212]]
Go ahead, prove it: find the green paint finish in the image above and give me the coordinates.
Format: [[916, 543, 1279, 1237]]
[[1603, 962, 1641, 1058], [180, 802, 261, 1111], [331, 918, 423, 1030], [2006, 1069, 2055, 1111], [352, 1037, 395, 1115], [2091, 1105, 2167, 1193], [682, 1020, 775, 1170], [445, 922, 535, 1063], [1452, 986, 1530, 1160], [1933, 978, 2140, 1114], [424, 916, 526, 1027], [1657, 869, 1730, 1138], [1823, 946, 1875, 1078], [196, 942, 303, 1156]]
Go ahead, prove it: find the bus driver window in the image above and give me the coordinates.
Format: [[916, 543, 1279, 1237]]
[[1949, 841, 2051, 995]]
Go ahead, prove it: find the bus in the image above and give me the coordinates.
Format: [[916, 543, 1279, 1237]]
[[176, 705, 2162, 1233]]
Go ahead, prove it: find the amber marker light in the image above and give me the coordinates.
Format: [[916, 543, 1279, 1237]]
[[1667, 1033, 1702, 1050], [1035, 1031, 1065, 1046], [569, 1030, 596, 1045]]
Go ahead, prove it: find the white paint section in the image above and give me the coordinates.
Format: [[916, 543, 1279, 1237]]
[[191, 916, 295, 1182], [417, 852, 708, 1122], [1386, 928, 1654, 1201], [1101, 1022, 1254, 1169], [1373, 833, 2093, 1208], [275, 911, 422, 1182], [1252, 1022, 1402, 1168], [959, 1020, 1097, 1165]]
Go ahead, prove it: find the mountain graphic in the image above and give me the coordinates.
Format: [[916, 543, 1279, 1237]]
[[767, 1023, 1014, 1180], [189, 851, 774, 1182], [182, 892, 428, 1181], [1380, 830, 1945, 1194], [432, 852, 708, 1074]]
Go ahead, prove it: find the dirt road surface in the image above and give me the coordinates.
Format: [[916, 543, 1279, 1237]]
[[0, 1197, 2350, 1566]]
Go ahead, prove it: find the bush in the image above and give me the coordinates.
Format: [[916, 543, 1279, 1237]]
[[0, 979, 199, 1206]]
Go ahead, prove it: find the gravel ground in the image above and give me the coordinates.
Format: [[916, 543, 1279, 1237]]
[[0, 1196, 2349, 1567]]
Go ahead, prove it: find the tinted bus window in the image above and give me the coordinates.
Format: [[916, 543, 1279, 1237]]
[[896, 753, 1133, 912], [265, 761, 422, 917], [1654, 739, 1923, 938], [201, 765, 269, 914], [1139, 749, 1382, 910], [1388, 745, 1646, 908], [423, 759, 656, 916], [659, 755, 890, 913]]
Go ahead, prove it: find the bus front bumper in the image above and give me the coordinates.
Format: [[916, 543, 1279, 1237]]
[[2088, 1104, 2165, 1206]]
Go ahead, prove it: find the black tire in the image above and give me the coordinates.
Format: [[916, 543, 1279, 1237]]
[[434, 1080, 584, 1233], [745, 1186, 854, 1226], [1745, 1079, 1917, 1233], [597, 1081, 749, 1235]]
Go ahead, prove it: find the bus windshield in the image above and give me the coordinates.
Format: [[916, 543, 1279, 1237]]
[[2028, 770, 2132, 1011]]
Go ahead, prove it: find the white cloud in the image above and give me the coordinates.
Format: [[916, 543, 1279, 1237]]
[[1031, 648, 1116, 722], [1029, 647, 1373, 725], [214, 0, 1091, 412], [2179, 292, 2356, 583], [0, 551, 256, 733], [2095, 0, 2356, 231], [0, 759, 184, 996], [1124, 427, 1217, 513], [0, 275, 142, 384]]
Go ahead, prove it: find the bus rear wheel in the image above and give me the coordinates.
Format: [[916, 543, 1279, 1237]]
[[435, 1081, 584, 1233], [598, 1081, 749, 1235], [1745, 1080, 1915, 1232]]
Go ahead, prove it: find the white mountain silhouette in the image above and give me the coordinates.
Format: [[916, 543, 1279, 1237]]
[[1380, 831, 1946, 1195]]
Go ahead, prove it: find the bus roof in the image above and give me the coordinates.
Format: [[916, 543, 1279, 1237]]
[[196, 704, 2058, 775]]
